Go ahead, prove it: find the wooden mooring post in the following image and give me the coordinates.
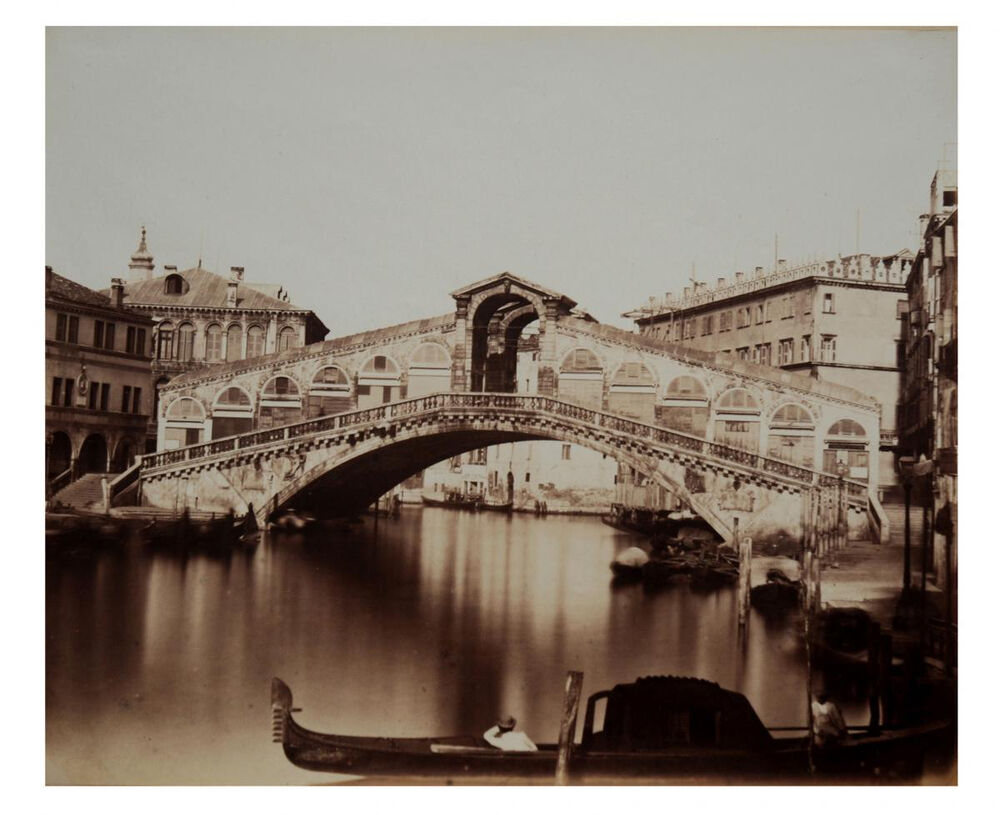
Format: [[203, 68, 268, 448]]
[[555, 670, 584, 786], [738, 534, 752, 632], [867, 620, 882, 733]]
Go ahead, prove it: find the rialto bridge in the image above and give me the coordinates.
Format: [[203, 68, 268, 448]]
[[135, 273, 884, 541]]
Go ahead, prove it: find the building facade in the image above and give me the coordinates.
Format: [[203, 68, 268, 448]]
[[45, 267, 154, 486], [626, 252, 914, 488], [109, 229, 329, 446], [899, 165, 957, 593]]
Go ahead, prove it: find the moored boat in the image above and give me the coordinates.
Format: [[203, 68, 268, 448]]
[[270, 675, 952, 782]]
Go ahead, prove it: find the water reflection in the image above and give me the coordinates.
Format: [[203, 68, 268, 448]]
[[47, 509, 818, 784]]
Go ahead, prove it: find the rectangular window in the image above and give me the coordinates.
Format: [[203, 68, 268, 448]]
[[737, 347, 749, 361], [778, 339, 793, 365], [801, 336, 811, 362], [822, 292, 835, 313], [525, 472, 531, 483], [897, 299, 908, 319], [104, 322, 116, 350], [136, 328, 147, 357], [764, 301, 772, 322], [51, 377, 62, 406], [68, 315, 79, 344], [122, 385, 132, 413], [132, 386, 140, 413], [755, 304, 764, 325], [126, 325, 135, 354], [63, 379, 73, 407], [56, 313, 67, 341], [720, 311, 732, 332], [896, 341, 905, 369], [93, 320, 105, 348], [88, 382, 98, 410], [374, 355, 386, 371], [561, 444, 571, 460], [100, 383, 110, 411], [757, 343, 771, 366], [820, 335, 837, 362], [787, 296, 795, 319]]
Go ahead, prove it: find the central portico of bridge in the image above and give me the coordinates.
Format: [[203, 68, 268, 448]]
[[137, 272, 885, 542]]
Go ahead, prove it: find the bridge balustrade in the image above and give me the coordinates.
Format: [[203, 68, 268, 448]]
[[140, 391, 868, 503]]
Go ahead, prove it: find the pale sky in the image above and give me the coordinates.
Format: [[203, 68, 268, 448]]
[[46, 27, 956, 335]]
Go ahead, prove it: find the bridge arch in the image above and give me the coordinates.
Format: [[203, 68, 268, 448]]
[[268, 416, 701, 533]]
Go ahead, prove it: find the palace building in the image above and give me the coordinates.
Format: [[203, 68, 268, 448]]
[[106, 229, 329, 437], [45, 267, 154, 490], [625, 251, 914, 489]]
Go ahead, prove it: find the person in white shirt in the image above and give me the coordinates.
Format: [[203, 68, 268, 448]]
[[811, 693, 848, 747], [483, 715, 538, 752]]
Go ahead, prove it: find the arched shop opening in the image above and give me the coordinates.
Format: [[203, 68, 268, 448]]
[[357, 355, 401, 409], [714, 388, 761, 452], [164, 397, 205, 448], [823, 418, 870, 480], [767, 403, 816, 468], [308, 366, 352, 417], [608, 362, 657, 423], [211, 387, 254, 440], [558, 348, 604, 409], [659, 375, 709, 437], [407, 343, 452, 398], [259, 376, 303, 429]]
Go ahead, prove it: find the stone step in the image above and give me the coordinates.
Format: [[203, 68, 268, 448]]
[[50, 473, 108, 510]]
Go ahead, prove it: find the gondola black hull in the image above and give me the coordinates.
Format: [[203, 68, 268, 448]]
[[271, 678, 950, 782]]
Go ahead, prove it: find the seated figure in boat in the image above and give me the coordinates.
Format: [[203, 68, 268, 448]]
[[811, 693, 848, 747], [483, 714, 538, 752]]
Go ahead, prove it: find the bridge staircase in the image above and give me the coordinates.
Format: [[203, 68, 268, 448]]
[[48, 473, 108, 513]]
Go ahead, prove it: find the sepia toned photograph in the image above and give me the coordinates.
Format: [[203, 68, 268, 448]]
[[42, 25, 958, 786]]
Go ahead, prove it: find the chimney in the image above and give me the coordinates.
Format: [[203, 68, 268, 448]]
[[45, 265, 53, 290], [735, 271, 744, 283], [230, 266, 245, 282], [683, 286, 691, 298], [717, 277, 726, 288], [164, 264, 177, 273], [110, 278, 124, 308], [664, 292, 674, 304], [227, 279, 238, 307], [777, 259, 787, 272], [754, 266, 763, 278]]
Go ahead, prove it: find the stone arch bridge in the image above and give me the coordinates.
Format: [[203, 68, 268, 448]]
[[137, 272, 882, 541]]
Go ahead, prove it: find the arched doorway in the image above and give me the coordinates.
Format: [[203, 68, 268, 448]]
[[823, 418, 870, 479], [78, 434, 108, 475], [471, 295, 538, 392], [112, 437, 135, 472], [48, 431, 72, 479], [164, 397, 206, 448]]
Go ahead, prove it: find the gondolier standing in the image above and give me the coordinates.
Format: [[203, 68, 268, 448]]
[[484, 715, 538, 752]]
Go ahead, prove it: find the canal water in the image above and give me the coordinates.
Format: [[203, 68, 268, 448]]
[[47, 508, 829, 785]]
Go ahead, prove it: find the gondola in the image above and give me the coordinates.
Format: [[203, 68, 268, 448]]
[[271, 675, 951, 782]]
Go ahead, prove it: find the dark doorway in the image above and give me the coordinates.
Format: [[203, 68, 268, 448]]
[[48, 431, 72, 480], [78, 434, 108, 475], [113, 438, 135, 473]]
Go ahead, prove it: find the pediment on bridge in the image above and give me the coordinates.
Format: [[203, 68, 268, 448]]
[[450, 272, 577, 311]]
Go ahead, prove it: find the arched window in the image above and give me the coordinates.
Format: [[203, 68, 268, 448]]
[[226, 324, 243, 362], [714, 388, 761, 452], [277, 326, 298, 352], [246, 325, 265, 358], [205, 323, 223, 362], [558, 348, 604, 408], [358, 354, 402, 409], [407, 343, 452, 398], [259, 376, 302, 429], [156, 321, 174, 360], [767, 403, 815, 468], [823, 418, 870, 477], [308, 366, 352, 418], [211, 386, 253, 440], [163, 397, 206, 449], [176, 322, 195, 362], [164, 274, 185, 295]]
